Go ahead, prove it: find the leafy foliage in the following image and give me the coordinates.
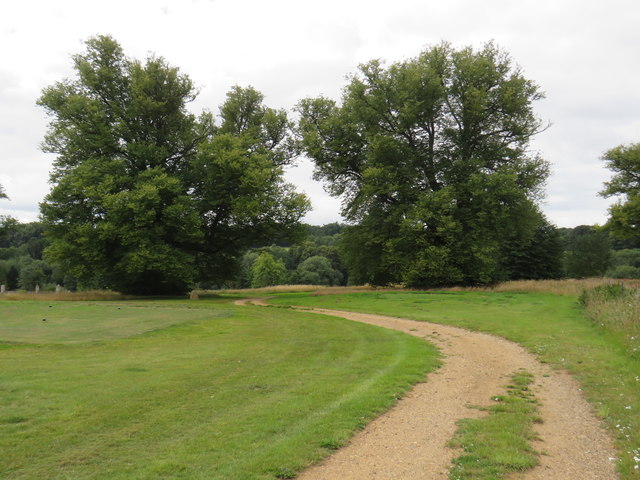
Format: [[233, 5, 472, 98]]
[[0, 220, 62, 291], [18, 261, 48, 290], [499, 215, 563, 281], [233, 224, 348, 288], [601, 142, 640, 240], [606, 249, 640, 279], [5, 265, 19, 290], [297, 42, 550, 286], [250, 252, 288, 288], [293, 255, 343, 286], [564, 226, 612, 278], [38, 36, 308, 295]]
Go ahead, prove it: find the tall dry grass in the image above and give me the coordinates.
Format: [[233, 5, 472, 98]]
[[5, 278, 638, 303], [449, 278, 640, 296], [579, 284, 640, 357], [0, 290, 129, 301], [207, 278, 640, 298], [197, 285, 388, 297]]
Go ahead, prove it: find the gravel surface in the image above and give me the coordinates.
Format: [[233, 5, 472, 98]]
[[237, 300, 619, 479]]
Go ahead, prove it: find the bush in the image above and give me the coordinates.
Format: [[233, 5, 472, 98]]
[[5, 265, 19, 291], [607, 265, 640, 279], [251, 252, 287, 288], [293, 256, 343, 286], [18, 261, 47, 291]]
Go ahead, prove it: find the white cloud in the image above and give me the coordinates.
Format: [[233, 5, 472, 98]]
[[1, 0, 639, 226]]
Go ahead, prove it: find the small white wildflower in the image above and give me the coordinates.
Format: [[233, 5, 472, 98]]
[[625, 406, 632, 410]]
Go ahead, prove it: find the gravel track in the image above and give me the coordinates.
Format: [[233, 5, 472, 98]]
[[236, 299, 619, 479]]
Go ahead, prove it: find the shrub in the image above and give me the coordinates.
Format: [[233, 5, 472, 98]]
[[607, 265, 640, 279], [251, 252, 287, 288]]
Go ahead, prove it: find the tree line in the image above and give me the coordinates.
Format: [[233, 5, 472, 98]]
[[3, 218, 640, 292], [1, 36, 638, 294]]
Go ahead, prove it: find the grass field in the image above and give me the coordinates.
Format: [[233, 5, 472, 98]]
[[269, 290, 640, 479], [0, 300, 227, 344], [0, 298, 438, 479]]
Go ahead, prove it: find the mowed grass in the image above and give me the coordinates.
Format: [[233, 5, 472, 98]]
[[0, 300, 228, 344], [269, 290, 640, 479], [0, 299, 438, 480]]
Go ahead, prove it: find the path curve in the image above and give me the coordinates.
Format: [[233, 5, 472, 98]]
[[236, 299, 619, 479]]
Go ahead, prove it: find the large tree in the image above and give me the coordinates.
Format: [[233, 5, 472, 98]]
[[250, 252, 287, 288], [39, 35, 308, 295], [600, 142, 640, 240], [298, 42, 549, 286], [499, 214, 563, 281], [563, 225, 612, 278]]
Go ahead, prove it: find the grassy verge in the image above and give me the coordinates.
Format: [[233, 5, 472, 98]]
[[580, 283, 640, 357], [0, 299, 438, 479], [268, 289, 640, 479], [448, 370, 539, 480], [449, 278, 640, 296]]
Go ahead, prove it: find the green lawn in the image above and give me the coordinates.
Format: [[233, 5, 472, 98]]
[[0, 298, 438, 479], [0, 300, 230, 344], [269, 290, 640, 479]]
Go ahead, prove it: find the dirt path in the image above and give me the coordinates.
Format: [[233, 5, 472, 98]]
[[236, 300, 619, 479]]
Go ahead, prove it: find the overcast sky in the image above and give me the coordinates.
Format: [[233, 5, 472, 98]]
[[1, 0, 639, 226]]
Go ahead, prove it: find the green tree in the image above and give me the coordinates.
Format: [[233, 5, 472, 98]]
[[5, 265, 19, 290], [18, 260, 47, 291], [0, 184, 7, 199], [600, 142, 640, 239], [0, 216, 19, 247], [0, 261, 6, 286], [297, 42, 548, 286], [250, 252, 287, 288], [564, 226, 612, 278], [38, 35, 308, 295], [293, 255, 343, 286], [499, 214, 563, 280], [238, 251, 260, 288]]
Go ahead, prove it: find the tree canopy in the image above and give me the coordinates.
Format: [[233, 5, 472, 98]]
[[38, 35, 309, 295], [297, 42, 550, 286], [601, 142, 640, 240], [563, 225, 612, 278]]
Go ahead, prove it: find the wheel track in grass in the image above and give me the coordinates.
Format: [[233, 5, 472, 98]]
[[235, 299, 619, 479]]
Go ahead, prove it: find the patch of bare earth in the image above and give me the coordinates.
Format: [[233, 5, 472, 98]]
[[235, 300, 619, 479]]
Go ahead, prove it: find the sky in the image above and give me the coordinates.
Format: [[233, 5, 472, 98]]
[[1, 0, 639, 227]]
